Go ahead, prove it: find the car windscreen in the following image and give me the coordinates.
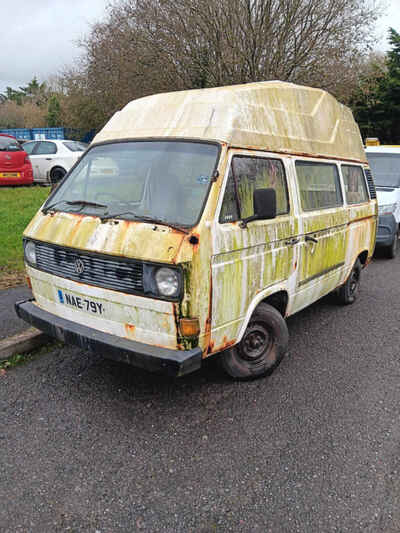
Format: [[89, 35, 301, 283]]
[[63, 141, 88, 152], [44, 140, 220, 227], [0, 137, 22, 151], [367, 153, 400, 187]]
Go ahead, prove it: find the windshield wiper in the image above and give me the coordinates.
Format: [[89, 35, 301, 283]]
[[42, 200, 68, 214], [139, 215, 190, 233], [100, 211, 189, 233], [66, 200, 108, 209], [43, 199, 107, 215]]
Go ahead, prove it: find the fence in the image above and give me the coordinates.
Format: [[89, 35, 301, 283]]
[[0, 127, 96, 143]]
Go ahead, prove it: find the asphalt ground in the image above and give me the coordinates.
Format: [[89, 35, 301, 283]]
[[0, 286, 32, 340], [1, 252, 400, 532]]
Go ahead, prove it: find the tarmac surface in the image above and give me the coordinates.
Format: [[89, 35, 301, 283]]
[[0, 286, 32, 340], [1, 253, 400, 532]]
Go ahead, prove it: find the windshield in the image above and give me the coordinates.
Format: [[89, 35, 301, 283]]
[[44, 140, 220, 226], [367, 153, 400, 187], [0, 137, 22, 151]]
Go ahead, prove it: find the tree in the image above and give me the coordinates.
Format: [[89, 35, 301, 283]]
[[60, 0, 383, 130], [0, 77, 51, 128], [47, 94, 61, 126], [352, 28, 400, 144]]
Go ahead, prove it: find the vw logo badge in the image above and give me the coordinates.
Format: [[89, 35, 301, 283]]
[[74, 258, 85, 275], [5, 154, 11, 160]]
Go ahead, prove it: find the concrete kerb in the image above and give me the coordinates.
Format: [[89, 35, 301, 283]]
[[0, 327, 50, 362]]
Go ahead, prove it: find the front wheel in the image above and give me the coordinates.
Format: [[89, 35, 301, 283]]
[[337, 258, 362, 305], [219, 303, 289, 380]]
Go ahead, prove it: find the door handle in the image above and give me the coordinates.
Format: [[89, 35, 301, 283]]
[[285, 238, 300, 245], [45, 158, 53, 161], [305, 235, 318, 244]]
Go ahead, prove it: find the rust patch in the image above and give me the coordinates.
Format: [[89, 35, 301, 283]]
[[172, 302, 184, 350], [124, 323, 136, 336], [68, 217, 83, 242], [203, 268, 213, 357], [211, 336, 235, 354]]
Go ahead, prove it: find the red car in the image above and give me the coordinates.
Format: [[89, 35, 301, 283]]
[[0, 135, 33, 185]]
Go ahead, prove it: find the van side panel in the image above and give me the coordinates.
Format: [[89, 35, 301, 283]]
[[210, 218, 298, 354]]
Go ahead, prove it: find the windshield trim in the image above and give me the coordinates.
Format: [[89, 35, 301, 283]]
[[42, 138, 222, 229]]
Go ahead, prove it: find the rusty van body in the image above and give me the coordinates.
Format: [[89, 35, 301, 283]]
[[16, 81, 377, 379]]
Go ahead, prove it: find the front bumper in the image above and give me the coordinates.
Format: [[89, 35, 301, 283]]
[[15, 299, 202, 377], [376, 213, 397, 247]]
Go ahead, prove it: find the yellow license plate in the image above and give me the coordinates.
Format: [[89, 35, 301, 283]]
[[0, 172, 20, 178]]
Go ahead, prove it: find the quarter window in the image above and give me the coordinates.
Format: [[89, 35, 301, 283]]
[[341, 165, 369, 204], [296, 161, 342, 211], [220, 156, 289, 223]]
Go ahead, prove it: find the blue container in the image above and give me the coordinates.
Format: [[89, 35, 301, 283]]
[[0, 128, 33, 139], [0, 126, 95, 143], [32, 127, 65, 140]]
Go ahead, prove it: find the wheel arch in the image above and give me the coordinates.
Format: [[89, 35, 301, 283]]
[[236, 286, 289, 344], [358, 249, 369, 266]]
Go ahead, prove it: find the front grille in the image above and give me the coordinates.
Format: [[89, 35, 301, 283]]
[[35, 242, 144, 294], [364, 168, 377, 199]]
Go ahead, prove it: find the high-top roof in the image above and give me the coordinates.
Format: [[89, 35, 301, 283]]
[[93, 81, 367, 163]]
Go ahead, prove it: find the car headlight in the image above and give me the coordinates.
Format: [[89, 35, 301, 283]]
[[378, 203, 396, 216], [155, 267, 180, 297], [24, 240, 37, 265]]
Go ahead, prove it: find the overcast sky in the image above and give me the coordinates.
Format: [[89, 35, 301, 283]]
[[1, 0, 400, 95]]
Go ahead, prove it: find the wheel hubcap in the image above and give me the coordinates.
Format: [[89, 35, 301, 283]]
[[240, 324, 271, 361]]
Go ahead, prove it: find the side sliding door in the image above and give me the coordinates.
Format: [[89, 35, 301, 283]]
[[291, 159, 347, 313]]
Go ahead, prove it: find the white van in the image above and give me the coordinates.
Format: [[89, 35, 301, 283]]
[[16, 81, 377, 380], [365, 144, 400, 257]]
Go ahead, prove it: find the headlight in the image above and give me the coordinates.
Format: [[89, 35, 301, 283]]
[[24, 240, 37, 265], [155, 267, 180, 297], [378, 203, 396, 216]]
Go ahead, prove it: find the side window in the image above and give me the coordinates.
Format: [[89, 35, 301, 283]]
[[296, 161, 342, 211], [35, 141, 57, 155], [23, 142, 37, 155], [341, 165, 369, 204], [219, 156, 289, 223]]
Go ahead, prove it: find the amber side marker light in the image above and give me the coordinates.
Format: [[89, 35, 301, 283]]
[[180, 318, 200, 337], [365, 137, 380, 147], [26, 276, 32, 289]]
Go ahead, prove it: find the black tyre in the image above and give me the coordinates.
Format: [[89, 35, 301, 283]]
[[50, 166, 66, 185], [337, 258, 362, 305], [219, 303, 289, 380], [386, 231, 398, 259]]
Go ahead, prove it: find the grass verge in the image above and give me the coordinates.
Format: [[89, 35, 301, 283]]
[[0, 185, 50, 284], [0, 341, 60, 372]]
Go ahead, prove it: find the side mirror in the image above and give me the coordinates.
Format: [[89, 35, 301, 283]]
[[240, 188, 276, 228]]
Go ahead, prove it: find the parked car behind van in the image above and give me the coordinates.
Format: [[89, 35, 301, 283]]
[[365, 143, 400, 258], [0, 135, 33, 186], [22, 139, 87, 185], [16, 81, 377, 380]]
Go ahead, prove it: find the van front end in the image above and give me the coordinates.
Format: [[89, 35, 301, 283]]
[[16, 237, 203, 377], [15, 138, 221, 376]]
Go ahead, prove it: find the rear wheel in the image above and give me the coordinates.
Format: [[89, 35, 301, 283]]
[[219, 303, 289, 380], [50, 166, 66, 185], [337, 258, 362, 305]]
